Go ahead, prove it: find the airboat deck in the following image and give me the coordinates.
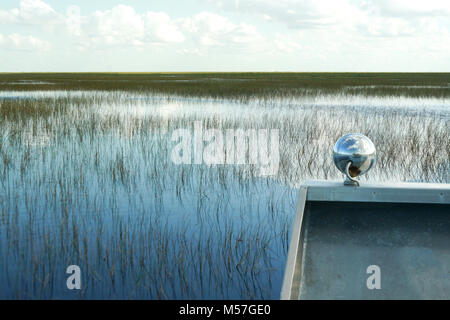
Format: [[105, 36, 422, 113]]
[[281, 180, 450, 300]]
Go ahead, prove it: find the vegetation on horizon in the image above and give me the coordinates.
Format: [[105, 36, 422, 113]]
[[0, 76, 448, 299], [1, 72, 450, 99]]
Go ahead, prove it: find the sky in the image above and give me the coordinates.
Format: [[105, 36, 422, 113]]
[[1, 0, 450, 72]]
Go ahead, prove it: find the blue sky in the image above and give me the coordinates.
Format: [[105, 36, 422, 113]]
[[1, 0, 450, 72]]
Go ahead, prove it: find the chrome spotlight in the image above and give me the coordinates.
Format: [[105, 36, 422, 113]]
[[333, 133, 376, 186]]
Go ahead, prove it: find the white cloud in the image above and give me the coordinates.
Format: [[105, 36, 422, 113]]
[[0, 0, 449, 71], [0, 33, 50, 51], [73, 5, 185, 48], [67, 7, 262, 51], [145, 12, 185, 43], [178, 12, 263, 47], [207, 0, 450, 39], [355, 16, 418, 37], [90, 5, 145, 46], [208, 0, 359, 28], [273, 33, 302, 53], [0, 7, 19, 24], [354, 4, 450, 38], [0, 0, 60, 25], [360, 0, 450, 17], [66, 5, 82, 37]]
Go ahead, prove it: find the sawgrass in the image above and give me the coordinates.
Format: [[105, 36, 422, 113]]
[[0, 73, 448, 299]]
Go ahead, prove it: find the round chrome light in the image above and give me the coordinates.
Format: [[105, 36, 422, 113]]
[[333, 133, 376, 186]]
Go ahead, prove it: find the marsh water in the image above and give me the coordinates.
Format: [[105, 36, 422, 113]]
[[0, 90, 448, 299]]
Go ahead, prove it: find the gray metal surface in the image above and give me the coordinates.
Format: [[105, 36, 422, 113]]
[[281, 186, 307, 300], [282, 181, 450, 300], [306, 180, 450, 204]]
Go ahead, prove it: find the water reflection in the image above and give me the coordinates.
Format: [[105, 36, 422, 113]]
[[0, 90, 448, 299]]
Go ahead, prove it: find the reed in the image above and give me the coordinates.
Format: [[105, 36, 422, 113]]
[[0, 74, 448, 299]]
